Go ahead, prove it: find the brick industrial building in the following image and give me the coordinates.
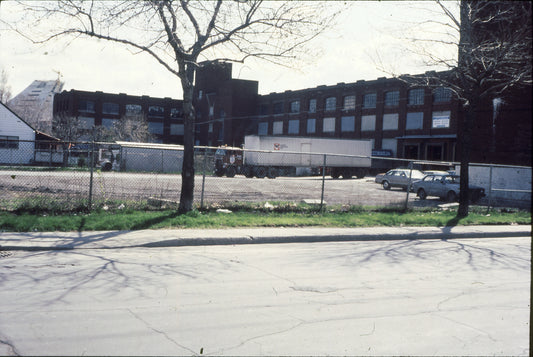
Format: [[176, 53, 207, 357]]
[[53, 90, 184, 143], [53, 60, 530, 167]]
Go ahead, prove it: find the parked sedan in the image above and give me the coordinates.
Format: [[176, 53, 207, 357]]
[[375, 169, 426, 190], [413, 174, 486, 202]]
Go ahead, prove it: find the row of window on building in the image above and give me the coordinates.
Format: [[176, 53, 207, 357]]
[[74, 116, 186, 136], [257, 111, 451, 136], [77, 100, 183, 118], [259, 87, 452, 115]]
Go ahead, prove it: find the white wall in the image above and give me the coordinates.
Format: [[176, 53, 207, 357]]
[[456, 164, 532, 208], [0, 103, 35, 164], [121, 147, 184, 173]]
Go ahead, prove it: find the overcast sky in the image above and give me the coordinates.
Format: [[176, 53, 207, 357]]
[[0, 1, 458, 99]]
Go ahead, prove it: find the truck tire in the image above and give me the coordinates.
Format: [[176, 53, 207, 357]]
[[331, 168, 340, 179], [355, 169, 366, 179], [267, 167, 278, 179], [225, 166, 236, 178], [255, 166, 267, 179], [342, 169, 352, 180], [242, 166, 254, 178], [101, 162, 112, 171], [214, 168, 225, 177]]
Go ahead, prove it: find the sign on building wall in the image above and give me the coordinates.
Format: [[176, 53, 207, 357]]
[[432, 111, 451, 128]]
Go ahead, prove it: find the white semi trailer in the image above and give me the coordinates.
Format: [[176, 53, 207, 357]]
[[215, 135, 372, 179]]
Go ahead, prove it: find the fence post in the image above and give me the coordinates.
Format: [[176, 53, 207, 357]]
[[488, 165, 493, 210], [49, 144, 53, 167], [320, 154, 327, 212], [88, 141, 94, 210], [404, 161, 413, 211], [200, 147, 208, 209]]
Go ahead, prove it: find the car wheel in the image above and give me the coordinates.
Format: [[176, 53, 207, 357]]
[[446, 191, 457, 202], [470, 191, 482, 203], [382, 181, 391, 190], [417, 188, 427, 200]]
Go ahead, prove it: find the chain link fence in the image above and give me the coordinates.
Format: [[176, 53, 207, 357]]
[[1, 140, 530, 212]]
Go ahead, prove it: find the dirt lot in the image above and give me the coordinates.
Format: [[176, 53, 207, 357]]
[[0, 170, 471, 209]]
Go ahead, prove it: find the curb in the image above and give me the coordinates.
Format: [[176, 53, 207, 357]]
[[138, 229, 531, 248], [1, 227, 530, 251]]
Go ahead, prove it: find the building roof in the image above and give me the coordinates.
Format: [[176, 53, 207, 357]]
[[0, 101, 34, 130], [1, 102, 60, 141]]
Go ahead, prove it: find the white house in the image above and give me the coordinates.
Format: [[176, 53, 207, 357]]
[[0, 102, 36, 164]]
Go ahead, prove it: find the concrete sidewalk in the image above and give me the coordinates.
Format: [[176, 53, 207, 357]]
[[0, 225, 530, 251]]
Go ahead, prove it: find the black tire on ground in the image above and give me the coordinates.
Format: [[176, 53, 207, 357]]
[[214, 168, 225, 177], [225, 166, 236, 178], [267, 167, 278, 179], [417, 188, 427, 200], [255, 166, 267, 179], [382, 180, 391, 190], [331, 169, 340, 179], [342, 170, 352, 180], [446, 191, 457, 202], [242, 166, 254, 178], [102, 162, 112, 171]]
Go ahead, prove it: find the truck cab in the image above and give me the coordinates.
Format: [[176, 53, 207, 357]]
[[214, 146, 243, 177]]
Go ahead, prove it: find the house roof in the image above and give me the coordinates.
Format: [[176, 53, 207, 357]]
[[1, 101, 60, 141], [0, 101, 35, 131]]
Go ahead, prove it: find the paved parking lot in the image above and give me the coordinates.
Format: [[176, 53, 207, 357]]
[[0, 170, 471, 208]]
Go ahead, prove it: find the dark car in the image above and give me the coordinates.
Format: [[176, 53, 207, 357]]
[[412, 174, 486, 202], [375, 169, 426, 190]]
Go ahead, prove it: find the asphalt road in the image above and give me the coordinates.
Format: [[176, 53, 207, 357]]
[[0, 236, 529, 356], [1, 170, 457, 207]]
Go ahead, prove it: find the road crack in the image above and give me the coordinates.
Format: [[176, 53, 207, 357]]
[[127, 308, 197, 355]]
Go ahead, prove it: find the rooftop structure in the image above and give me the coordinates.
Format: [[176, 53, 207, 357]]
[[8, 79, 64, 133]]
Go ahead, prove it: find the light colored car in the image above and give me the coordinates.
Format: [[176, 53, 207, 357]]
[[375, 169, 426, 190], [412, 174, 486, 202]]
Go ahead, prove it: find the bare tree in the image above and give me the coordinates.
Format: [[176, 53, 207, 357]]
[[111, 113, 154, 143], [399, 0, 532, 217], [6, 0, 340, 213], [0, 68, 12, 104], [52, 112, 85, 142], [52, 112, 87, 166]]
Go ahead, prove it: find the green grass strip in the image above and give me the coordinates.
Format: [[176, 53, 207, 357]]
[[1, 208, 530, 232]]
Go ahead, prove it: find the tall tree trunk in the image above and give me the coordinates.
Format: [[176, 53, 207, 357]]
[[178, 66, 196, 213], [457, 102, 475, 217], [456, 0, 472, 218]]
